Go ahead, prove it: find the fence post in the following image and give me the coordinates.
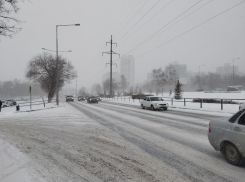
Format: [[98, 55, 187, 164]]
[[200, 99, 202, 108], [184, 98, 186, 106], [171, 98, 173, 106], [221, 99, 223, 110]]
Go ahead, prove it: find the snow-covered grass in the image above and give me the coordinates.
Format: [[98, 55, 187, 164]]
[[102, 91, 245, 114], [0, 98, 64, 117]]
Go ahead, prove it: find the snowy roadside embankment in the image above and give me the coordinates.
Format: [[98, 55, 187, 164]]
[[0, 99, 64, 117], [103, 91, 245, 114]]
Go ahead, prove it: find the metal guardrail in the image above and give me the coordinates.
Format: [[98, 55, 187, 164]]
[[102, 96, 245, 110]]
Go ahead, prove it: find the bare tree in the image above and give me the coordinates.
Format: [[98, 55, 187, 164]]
[[152, 67, 167, 95], [26, 52, 76, 102], [0, 0, 24, 38], [119, 74, 128, 95], [165, 64, 178, 93], [102, 78, 118, 96]]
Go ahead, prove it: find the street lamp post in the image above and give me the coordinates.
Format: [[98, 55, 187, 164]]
[[198, 65, 205, 89], [55, 24, 80, 105], [232, 58, 240, 86]]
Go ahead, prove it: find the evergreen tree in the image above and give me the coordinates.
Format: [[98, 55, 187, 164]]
[[174, 80, 182, 99]]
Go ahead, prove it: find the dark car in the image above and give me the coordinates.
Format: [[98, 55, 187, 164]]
[[78, 96, 86, 101], [66, 95, 74, 102], [87, 96, 99, 103]]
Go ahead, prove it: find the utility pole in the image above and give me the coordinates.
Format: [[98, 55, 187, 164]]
[[102, 35, 120, 97]]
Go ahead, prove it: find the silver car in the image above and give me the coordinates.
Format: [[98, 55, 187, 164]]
[[208, 109, 245, 166]]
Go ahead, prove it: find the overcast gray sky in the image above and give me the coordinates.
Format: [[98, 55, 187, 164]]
[[0, 0, 244, 90]]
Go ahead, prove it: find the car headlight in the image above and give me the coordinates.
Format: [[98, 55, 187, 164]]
[[155, 103, 159, 105]]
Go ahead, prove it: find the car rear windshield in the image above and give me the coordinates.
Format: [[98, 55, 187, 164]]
[[229, 109, 245, 123]]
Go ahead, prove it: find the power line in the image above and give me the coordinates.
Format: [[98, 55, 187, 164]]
[[142, 0, 213, 46], [78, 45, 107, 79], [117, 0, 161, 42], [118, 0, 174, 45], [114, 0, 150, 38], [113, 0, 141, 37], [135, 0, 245, 60], [120, 0, 203, 58]]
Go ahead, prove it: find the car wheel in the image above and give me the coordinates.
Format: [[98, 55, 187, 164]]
[[141, 104, 145, 109], [222, 142, 244, 166], [151, 105, 155, 111], [3, 105, 6, 108], [164, 108, 168, 110]]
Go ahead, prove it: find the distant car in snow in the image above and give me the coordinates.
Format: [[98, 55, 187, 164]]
[[87, 96, 99, 103], [1, 101, 11, 108], [208, 109, 245, 166], [140, 96, 169, 111], [78, 96, 86, 101], [66, 96, 74, 102]]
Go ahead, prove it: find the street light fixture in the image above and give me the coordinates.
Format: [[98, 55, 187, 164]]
[[232, 58, 240, 86], [198, 65, 205, 89], [55, 23, 80, 105]]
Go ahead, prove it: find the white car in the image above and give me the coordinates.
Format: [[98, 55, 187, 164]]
[[140, 96, 169, 111], [1, 101, 11, 108], [239, 103, 245, 110], [208, 109, 245, 166]]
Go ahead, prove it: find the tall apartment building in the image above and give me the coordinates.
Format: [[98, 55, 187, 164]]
[[165, 61, 187, 84], [120, 55, 135, 87], [216, 63, 239, 76]]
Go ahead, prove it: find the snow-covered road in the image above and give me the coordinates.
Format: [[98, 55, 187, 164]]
[[0, 101, 244, 181]]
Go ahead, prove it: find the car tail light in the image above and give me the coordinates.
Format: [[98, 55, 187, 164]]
[[239, 105, 241, 110], [208, 123, 211, 133]]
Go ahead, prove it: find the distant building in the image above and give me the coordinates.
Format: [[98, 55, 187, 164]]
[[120, 55, 135, 87], [165, 61, 187, 84], [103, 72, 120, 82], [216, 63, 239, 76]]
